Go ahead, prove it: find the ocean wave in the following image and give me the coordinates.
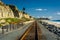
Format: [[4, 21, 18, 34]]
[[50, 21, 60, 24]]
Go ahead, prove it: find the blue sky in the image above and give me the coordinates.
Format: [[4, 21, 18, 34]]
[[1, 0, 60, 20]]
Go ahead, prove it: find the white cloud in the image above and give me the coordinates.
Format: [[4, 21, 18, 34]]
[[36, 8, 47, 11], [57, 12, 60, 15], [36, 9, 43, 11]]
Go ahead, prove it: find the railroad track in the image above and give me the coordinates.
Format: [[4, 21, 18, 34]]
[[18, 21, 46, 40]]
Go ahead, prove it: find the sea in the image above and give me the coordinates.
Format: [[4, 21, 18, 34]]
[[51, 20, 60, 24], [52, 20, 60, 22]]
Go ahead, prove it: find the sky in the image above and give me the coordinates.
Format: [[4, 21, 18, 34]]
[[1, 0, 60, 20]]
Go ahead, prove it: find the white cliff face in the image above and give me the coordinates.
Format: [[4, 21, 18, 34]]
[[5, 6, 14, 18], [0, 1, 14, 18], [19, 11, 23, 19], [23, 14, 30, 19]]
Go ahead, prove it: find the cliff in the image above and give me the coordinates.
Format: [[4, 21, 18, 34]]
[[0, 1, 14, 18], [0, 1, 34, 20]]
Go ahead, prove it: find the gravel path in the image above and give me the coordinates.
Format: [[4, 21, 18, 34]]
[[37, 22, 58, 40]]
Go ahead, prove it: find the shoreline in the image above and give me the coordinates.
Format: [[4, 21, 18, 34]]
[[41, 20, 60, 28]]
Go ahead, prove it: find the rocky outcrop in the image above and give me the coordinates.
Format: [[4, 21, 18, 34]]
[[8, 5, 19, 18], [0, 1, 14, 18], [23, 13, 30, 19], [18, 11, 23, 19]]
